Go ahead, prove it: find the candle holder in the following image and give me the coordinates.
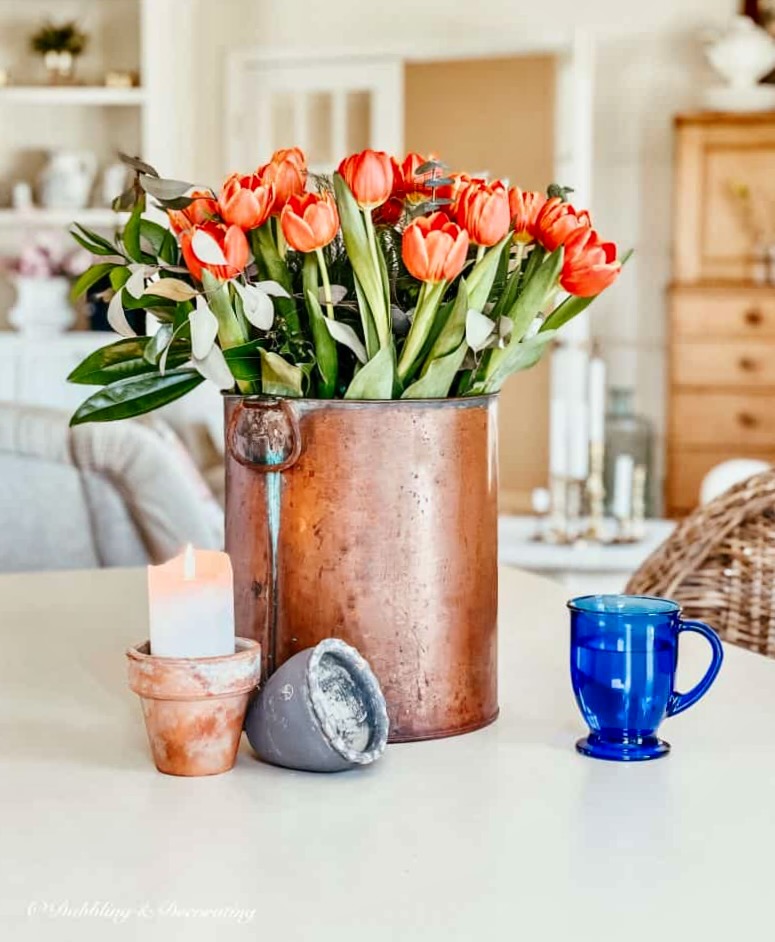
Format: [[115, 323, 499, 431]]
[[546, 475, 572, 544], [632, 465, 647, 541], [126, 639, 261, 776]]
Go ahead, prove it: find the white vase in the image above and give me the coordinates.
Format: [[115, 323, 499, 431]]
[[38, 150, 98, 210], [9, 276, 76, 337]]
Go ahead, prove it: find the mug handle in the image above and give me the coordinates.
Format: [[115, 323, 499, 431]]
[[667, 620, 724, 717]]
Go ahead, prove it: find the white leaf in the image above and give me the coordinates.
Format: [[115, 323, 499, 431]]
[[498, 316, 513, 339], [466, 309, 496, 352], [254, 280, 290, 299], [191, 228, 228, 266], [235, 282, 274, 331], [146, 278, 198, 302], [107, 289, 136, 338], [125, 267, 147, 300], [325, 319, 367, 364], [193, 344, 234, 391], [318, 284, 348, 305], [188, 295, 219, 360]]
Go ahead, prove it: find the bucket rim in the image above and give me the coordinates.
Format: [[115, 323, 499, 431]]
[[222, 392, 497, 406]]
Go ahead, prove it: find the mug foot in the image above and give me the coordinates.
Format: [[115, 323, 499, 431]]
[[576, 734, 670, 762]]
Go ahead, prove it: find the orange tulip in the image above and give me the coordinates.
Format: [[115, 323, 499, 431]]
[[337, 149, 394, 209], [400, 152, 437, 202], [373, 156, 405, 225], [218, 172, 274, 231], [180, 221, 250, 282], [280, 192, 339, 253], [534, 197, 592, 252], [260, 147, 307, 214], [508, 187, 546, 244], [402, 211, 469, 283], [454, 179, 510, 246], [559, 227, 621, 297], [167, 190, 219, 234]]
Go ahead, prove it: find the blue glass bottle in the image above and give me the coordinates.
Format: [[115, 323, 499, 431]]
[[569, 595, 724, 761]]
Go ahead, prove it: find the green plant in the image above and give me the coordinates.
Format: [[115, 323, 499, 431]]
[[30, 21, 88, 56]]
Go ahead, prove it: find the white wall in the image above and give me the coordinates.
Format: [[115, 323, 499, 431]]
[[187, 0, 738, 503]]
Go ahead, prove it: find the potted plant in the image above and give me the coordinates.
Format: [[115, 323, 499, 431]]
[[66, 149, 624, 742], [7, 234, 91, 336], [30, 21, 88, 84]]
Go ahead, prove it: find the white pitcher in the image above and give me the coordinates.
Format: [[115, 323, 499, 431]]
[[38, 150, 98, 210]]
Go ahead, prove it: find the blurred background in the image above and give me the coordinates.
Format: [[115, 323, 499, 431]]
[[0, 0, 771, 590]]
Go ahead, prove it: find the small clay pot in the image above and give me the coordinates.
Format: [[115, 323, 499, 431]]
[[126, 638, 261, 776], [245, 638, 389, 772]]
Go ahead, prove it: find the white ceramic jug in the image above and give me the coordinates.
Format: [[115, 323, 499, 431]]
[[706, 15, 775, 87], [38, 150, 98, 210]]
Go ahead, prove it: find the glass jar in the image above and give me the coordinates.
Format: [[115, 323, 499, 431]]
[[604, 387, 655, 517]]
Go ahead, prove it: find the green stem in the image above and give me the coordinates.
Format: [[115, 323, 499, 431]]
[[397, 280, 446, 385], [476, 244, 486, 264], [315, 247, 335, 320], [275, 217, 287, 260], [364, 208, 389, 347]]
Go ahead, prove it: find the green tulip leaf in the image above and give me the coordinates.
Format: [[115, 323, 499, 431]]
[[401, 340, 467, 399], [260, 350, 304, 397], [222, 339, 266, 381], [69, 369, 204, 426], [506, 247, 563, 342], [70, 262, 116, 302], [473, 330, 556, 395], [345, 344, 395, 400]]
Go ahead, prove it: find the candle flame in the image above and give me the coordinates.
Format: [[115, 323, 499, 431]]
[[183, 543, 196, 581]]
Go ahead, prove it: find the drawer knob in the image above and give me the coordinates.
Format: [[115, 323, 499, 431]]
[[738, 356, 758, 372], [745, 308, 764, 327], [737, 411, 758, 428]]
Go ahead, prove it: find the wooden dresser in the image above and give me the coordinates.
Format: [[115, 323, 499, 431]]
[[668, 113, 775, 515]]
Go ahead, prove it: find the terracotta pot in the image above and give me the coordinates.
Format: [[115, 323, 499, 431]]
[[225, 396, 499, 743], [245, 638, 390, 772], [126, 638, 261, 776]]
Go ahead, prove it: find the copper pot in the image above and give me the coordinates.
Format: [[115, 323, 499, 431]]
[[224, 396, 499, 742]]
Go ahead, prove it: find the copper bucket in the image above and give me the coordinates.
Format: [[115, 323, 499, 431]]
[[224, 395, 499, 742]]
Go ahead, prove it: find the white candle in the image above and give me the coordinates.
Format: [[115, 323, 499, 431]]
[[148, 544, 235, 658], [612, 454, 635, 521], [588, 351, 606, 446], [549, 398, 569, 478], [568, 401, 589, 481]]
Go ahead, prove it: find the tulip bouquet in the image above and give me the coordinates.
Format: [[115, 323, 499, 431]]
[[66, 148, 623, 423]]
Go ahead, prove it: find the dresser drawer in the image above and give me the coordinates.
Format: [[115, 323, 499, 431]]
[[672, 288, 775, 338], [671, 392, 775, 448], [667, 447, 775, 513], [672, 340, 775, 388]]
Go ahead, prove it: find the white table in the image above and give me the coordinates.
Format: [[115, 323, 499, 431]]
[[499, 515, 676, 595], [0, 566, 771, 941]]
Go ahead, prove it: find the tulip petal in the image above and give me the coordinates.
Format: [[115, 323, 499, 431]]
[[324, 318, 368, 364], [188, 295, 219, 360], [235, 282, 275, 331], [107, 288, 136, 338], [466, 309, 496, 351], [192, 344, 235, 391], [192, 228, 229, 266]]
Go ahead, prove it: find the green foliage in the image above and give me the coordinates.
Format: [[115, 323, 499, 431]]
[[30, 21, 87, 55], [69, 370, 204, 426]]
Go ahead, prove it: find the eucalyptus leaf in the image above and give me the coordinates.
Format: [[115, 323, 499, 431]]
[[144, 323, 174, 365], [260, 350, 304, 397], [254, 280, 290, 299], [192, 228, 228, 266], [107, 289, 136, 338], [474, 330, 557, 394], [188, 295, 219, 360], [145, 278, 198, 302], [113, 186, 139, 212], [139, 174, 198, 201], [70, 369, 204, 426], [119, 152, 160, 178], [345, 345, 395, 400], [193, 344, 235, 390], [234, 282, 274, 331], [465, 309, 496, 352], [414, 159, 449, 175], [318, 284, 347, 306], [70, 262, 114, 302], [401, 341, 467, 399], [67, 337, 188, 386], [125, 266, 147, 299]]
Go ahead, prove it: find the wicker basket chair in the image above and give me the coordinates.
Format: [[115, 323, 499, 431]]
[[626, 469, 775, 658]]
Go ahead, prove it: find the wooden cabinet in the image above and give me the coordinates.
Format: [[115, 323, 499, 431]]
[[668, 114, 775, 515]]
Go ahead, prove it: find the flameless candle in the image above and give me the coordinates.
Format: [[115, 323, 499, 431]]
[[588, 348, 606, 447], [549, 398, 569, 478], [568, 402, 589, 481], [148, 544, 235, 658], [612, 453, 635, 521]]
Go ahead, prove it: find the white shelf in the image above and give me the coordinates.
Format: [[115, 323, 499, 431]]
[[0, 208, 127, 228], [0, 86, 146, 106]]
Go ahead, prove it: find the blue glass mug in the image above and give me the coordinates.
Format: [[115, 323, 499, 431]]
[[569, 595, 724, 761]]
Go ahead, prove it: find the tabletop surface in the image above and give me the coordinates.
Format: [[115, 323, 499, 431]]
[[0, 566, 772, 941]]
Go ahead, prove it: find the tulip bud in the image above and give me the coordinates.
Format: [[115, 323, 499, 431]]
[[402, 211, 469, 283], [168, 190, 219, 234], [260, 147, 308, 215], [218, 173, 274, 231], [559, 227, 621, 297], [281, 192, 339, 253], [508, 187, 546, 244], [534, 197, 592, 252], [337, 149, 394, 210], [454, 180, 510, 247]]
